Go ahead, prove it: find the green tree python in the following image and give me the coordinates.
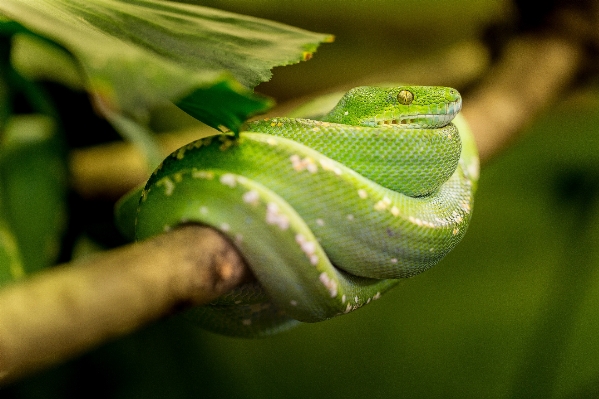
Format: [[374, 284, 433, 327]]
[[116, 85, 479, 337]]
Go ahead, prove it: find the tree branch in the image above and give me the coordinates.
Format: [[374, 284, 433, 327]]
[[463, 2, 597, 163], [0, 225, 250, 384], [462, 35, 584, 163]]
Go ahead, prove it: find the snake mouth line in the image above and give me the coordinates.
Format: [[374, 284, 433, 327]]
[[370, 98, 462, 128], [373, 113, 455, 128]]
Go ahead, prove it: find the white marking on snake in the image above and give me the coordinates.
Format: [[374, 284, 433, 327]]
[[192, 169, 214, 180], [301, 240, 315, 255], [391, 258, 398, 264], [306, 160, 318, 173], [409, 216, 423, 226], [316, 219, 325, 226], [296, 234, 319, 265], [346, 214, 354, 221], [242, 190, 260, 206], [220, 223, 230, 232], [373, 292, 381, 300], [358, 189, 368, 199], [157, 177, 175, 196], [249, 303, 271, 313], [220, 173, 237, 187], [290, 155, 318, 173], [342, 294, 347, 303], [374, 197, 391, 211], [290, 300, 298, 306], [319, 158, 342, 175], [391, 206, 400, 217], [461, 201, 471, 213], [319, 272, 338, 297], [290, 154, 301, 170], [266, 202, 289, 230], [200, 206, 208, 215]]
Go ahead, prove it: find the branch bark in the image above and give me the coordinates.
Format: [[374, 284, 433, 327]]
[[0, 225, 250, 384]]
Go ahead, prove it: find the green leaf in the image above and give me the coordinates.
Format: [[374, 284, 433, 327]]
[[0, 114, 67, 274], [0, 0, 332, 132], [0, 221, 25, 286], [10, 33, 83, 90], [176, 80, 274, 134]]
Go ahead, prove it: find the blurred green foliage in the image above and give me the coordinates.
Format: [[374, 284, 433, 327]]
[[0, 24, 67, 283], [0, 115, 66, 275]]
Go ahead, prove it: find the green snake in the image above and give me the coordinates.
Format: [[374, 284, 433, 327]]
[[117, 85, 479, 337]]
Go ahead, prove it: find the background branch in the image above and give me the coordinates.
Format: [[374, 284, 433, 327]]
[[464, 35, 584, 163]]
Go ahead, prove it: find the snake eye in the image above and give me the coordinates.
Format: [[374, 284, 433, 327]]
[[397, 90, 414, 105]]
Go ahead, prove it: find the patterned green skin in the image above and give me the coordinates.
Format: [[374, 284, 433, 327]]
[[131, 86, 478, 337]]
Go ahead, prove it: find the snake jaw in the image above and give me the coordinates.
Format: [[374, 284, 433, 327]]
[[373, 113, 453, 128], [367, 97, 462, 129]]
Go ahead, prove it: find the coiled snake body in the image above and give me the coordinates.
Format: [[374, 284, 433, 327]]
[[124, 86, 479, 337]]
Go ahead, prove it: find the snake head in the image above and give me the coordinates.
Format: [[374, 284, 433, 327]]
[[321, 86, 462, 129]]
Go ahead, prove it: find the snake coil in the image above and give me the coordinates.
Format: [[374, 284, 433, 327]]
[[122, 86, 479, 337]]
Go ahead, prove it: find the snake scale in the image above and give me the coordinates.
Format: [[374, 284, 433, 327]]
[[118, 85, 479, 337]]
